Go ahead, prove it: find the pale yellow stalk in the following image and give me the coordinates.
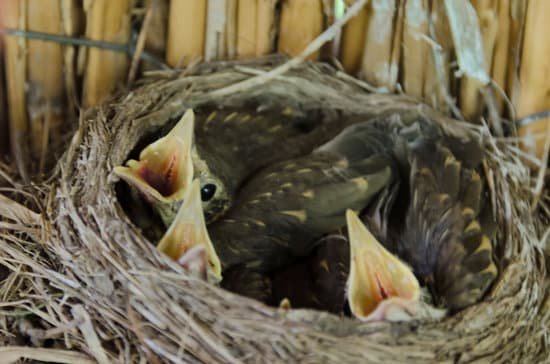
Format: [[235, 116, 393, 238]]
[[225, 0, 237, 59], [26, 0, 65, 169], [256, 0, 277, 56], [61, 0, 83, 121], [2, 0, 29, 179], [236, 0, 257, 58], [506, 0, 527, 109], [205, 0, 227, 61], [166, 0, 207, 67], [388, 0, 404, 91], [459, 0, 498, 121], [360, 0, 396, 89], [490, 0, 510, 113], [402, 0, 429, 99], [144, 0, 168, 64], [423, 0, 452, 111], [82, 0, 132, 107], [277, 0, 324, 60], [339, 0, 369, 74], [516, 0, 550, 159]]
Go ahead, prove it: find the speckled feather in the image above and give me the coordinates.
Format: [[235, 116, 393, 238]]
[[398, 142, 497, 310], [208, 121, 401, 273]]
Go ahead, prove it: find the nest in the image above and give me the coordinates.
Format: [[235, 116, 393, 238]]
[[0, 58, 548, 363]]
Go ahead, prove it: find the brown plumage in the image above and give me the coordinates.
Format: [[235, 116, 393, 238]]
[[397, 141, 498, 311]]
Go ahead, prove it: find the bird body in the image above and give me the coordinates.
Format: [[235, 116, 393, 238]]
[[270, 139, 497, 319], [114, 105, 497, 320], [208, 121, 399, 273]]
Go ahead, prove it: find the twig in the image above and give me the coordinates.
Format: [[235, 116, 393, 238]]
[[128, 3, 154, 86], [0, 27, 170, 70], [516, 110, 550, 128], [210, 0, 370, 97], [0, 346, 95, 364]]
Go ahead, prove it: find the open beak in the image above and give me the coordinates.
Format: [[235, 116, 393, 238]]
[[345, 209, 420, 321], [157, 179, 222, 283], [114, 109, 195, 226]]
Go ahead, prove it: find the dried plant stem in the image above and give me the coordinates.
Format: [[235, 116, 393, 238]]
[[26, 0, 65, 172], [459, 0, 498, 121], [424, 0, 453, 112], [339, 0, 368, 74], [166, 0, 206, 67], [128, 3, 154, 85], [225, 0, 238, 59], [2, 0, 29, 180], [278, 0, 324, 60], [402, 0, 429, 99], [505, 0, 527, 115], [205, 0, 227, 61], [256, 0, 277, 56], [236, 0, 257, 58], [360, 0, 396, 90], [490, 0, 510, 113], [516, 0, 550, 159], [0, 346, 95, 364], [82, 0, 132, 107], [144, 0, 168, 62], [60, 0, 83, 122]]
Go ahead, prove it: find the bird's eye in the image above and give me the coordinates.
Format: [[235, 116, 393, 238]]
[[200, 183, 217, 201]]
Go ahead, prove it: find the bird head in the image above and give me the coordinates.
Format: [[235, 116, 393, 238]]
[[114, 109, 195, 227], [157, 179, 222, 283], [345, 209, 421, 322]]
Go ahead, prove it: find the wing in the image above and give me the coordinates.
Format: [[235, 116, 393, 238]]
[[209, 152, 395, 272], [399, 142, 497, 310]]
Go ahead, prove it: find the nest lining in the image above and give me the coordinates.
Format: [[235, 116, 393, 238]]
[[0, 58, 548, 363]]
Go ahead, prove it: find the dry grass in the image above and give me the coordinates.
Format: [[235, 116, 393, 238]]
[[0, 58, 548, 363]]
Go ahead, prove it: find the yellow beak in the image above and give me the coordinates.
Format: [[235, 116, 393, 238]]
[[157, 179, 222, 283], [114, 109, 195, 226], [345, 209, 420, 320]]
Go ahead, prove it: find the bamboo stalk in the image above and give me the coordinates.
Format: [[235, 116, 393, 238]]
[[490, 0, 510, 113], [205, 0, 227, 61], [424, 0, 453, 112], [236, 0, 257, 58], [402, 0, 429, 99], [61, 0, 83, 118], [166, 0, 207, 67], [516, 0, 550, 159], [82, 0, 132, 107], [339, 0, 368, 74], [277, 0, 324, 60], [388, 0, 404, 91], [506, 0, 527, 111], [2, 0, 29, 180], [459, 0, 498, 121], [144, 0, 168, 61], [26, 0, 65, 171], [256, 0, 276, 56], [225, 0, 237, 59], [360, 0, 396, 89]]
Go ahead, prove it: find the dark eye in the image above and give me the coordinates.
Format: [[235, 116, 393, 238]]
[[201, 184, 217, 201]]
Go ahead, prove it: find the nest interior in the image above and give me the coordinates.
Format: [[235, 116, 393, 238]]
[[0, 58, 548, 363]]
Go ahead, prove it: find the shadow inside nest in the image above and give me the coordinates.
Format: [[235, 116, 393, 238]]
[[113, 98, 499, 323]]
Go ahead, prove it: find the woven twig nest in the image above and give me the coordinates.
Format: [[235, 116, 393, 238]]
[[1, 58, 548, 363]]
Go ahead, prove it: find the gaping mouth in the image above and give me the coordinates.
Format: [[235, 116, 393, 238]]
[[114, 109, 195, 225], [345, 209, 420, 320]]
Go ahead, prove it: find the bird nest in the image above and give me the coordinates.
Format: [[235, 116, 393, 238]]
[[0, 58, 548, 363]]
